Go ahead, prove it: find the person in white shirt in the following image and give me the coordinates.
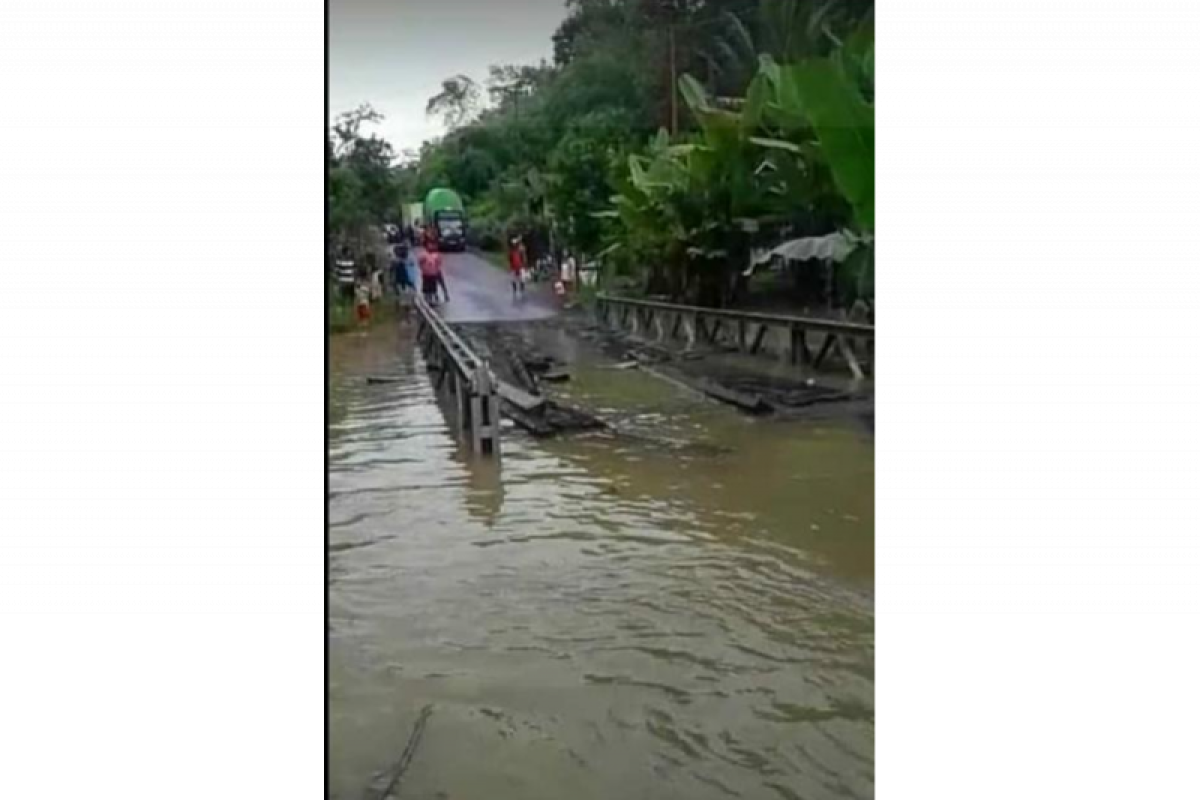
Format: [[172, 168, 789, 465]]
[[561, 251, 578, 286], [370, 267, 383, 301]]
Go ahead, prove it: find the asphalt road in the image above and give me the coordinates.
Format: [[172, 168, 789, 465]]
[[434, 249, 558, 324]]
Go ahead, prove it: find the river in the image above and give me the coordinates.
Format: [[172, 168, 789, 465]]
[[329, 321, 874, 800]]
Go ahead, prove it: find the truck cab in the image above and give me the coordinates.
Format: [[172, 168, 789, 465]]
[[423, 188, 467, 252], [432, 212, 466, 251]]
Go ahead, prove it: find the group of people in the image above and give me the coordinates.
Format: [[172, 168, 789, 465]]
[[391, 240, 450, 307], [385, 223, 422, 248], [506, 235, 578, 302], [331, 237, 449, 329], [331, 245, 385, 326], [332, 229, 586, 330]]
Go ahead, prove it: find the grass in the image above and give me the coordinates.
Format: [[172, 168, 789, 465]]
[[328, 285, 403, 336], [475, 248, 508, 272], [329, 303, 354, 335]]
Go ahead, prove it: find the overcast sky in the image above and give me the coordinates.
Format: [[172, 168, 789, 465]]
[[330, 0, 570, 156]]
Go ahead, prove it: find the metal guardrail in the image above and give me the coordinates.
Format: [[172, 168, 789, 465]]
[[413, 295, 501, 457], [594, 294, 874, 380], [595, 294, 875, 336]]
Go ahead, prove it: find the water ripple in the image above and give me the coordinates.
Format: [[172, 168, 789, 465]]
[[328, 325, 874, 800]]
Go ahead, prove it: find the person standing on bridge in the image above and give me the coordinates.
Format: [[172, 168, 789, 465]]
[[419, 242, 449, 306], [508, 236, 527, 298]]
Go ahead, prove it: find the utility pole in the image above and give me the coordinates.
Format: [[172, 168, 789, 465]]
[[668, 23, 678, 136]]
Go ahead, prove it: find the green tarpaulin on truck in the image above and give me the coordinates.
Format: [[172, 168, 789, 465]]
[[424, 188, 464, 216]]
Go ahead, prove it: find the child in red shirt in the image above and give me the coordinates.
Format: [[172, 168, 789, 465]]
[[354, 279, 371, 325]]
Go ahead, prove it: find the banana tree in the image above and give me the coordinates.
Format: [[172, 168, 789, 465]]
[[749, 18, 875, 307], [606, 15, 873, 308], [610, 135, 691, 297], [672, 75, 794, 304], [756, 16, 873, 232]]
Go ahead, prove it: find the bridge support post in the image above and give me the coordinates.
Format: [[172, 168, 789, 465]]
[[410, 295, 503, 458], [789, 326, 811, 366], [838, 336, 865, 382], [471, 363, 501, 460]]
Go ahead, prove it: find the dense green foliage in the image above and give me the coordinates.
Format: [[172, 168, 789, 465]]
[[327, 105, 398, 251], [327, 0, 875, 310]]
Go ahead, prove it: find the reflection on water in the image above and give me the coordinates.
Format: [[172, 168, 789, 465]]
[[329, 323, 874, 800]]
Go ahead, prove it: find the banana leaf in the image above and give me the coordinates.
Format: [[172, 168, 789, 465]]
[[627, 155, 649, 190], [785, 60, 874, 230], [741, 74, 771, 134], [758, 54, 782, 89], [750, 137, 805, 154], [678, 74, 711, 114]]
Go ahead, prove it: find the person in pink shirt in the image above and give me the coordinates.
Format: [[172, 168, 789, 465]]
[[418, 243, 449, 305]]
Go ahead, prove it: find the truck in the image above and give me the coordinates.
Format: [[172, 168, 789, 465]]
[[401, 202, 423, 230], [423, 188, 467, 252]]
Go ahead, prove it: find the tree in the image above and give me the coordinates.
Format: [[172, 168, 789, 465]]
[[331, 104, 384, 158], [552, 0, 627, 67], [328, 105, 399, 248], [425, 75, 481, 130], [697, 0, 867, 98], [486, 63, 554, 120], [388, 0, 874, 308], [548, 109, 638, 257]]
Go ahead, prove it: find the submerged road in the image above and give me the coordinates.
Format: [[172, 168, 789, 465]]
[[434, 249, 558, 324]]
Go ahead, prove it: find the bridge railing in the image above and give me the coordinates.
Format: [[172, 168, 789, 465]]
[[594, 294, 874, 380], [412, 295, 501, 457]]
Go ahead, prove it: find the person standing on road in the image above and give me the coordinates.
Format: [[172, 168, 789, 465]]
[[508, 237, 527, 298], [391, 243, 412, 294], [419, 243, 449, 305], [561, 250, 578, 289]]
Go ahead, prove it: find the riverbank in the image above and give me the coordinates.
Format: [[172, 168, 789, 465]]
[[328, 291, 407, 336]]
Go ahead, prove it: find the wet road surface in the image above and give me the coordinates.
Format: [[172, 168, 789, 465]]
[[437, 249, 558, 324]]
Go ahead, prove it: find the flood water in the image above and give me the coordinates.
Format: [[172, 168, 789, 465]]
[[329, 322, 874, 800]]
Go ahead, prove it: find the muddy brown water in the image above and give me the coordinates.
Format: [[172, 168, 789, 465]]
[[329, 322, 874, 800]]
